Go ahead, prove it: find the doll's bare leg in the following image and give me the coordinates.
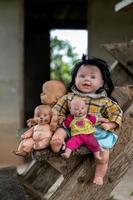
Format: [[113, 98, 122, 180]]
[[61, 148, 72, 158], [34, 137, 51, 150], [93, 149, 109, 185], [50, 128, 67, 152], [94, 151, 102, 160], [15, 138, 34, 156]]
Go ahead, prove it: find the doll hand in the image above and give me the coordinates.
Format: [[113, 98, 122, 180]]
[[97, 117, 109, 123], [27, 118, 37, 127], [21, 134, 28, 139], [101, 122, 117, 130], [58, 116, 65, 125], [50, 123, 57, 132]]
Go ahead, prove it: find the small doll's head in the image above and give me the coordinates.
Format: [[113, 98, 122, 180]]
[[34, 105, 52, 125], [40, 80, 66, 106], [68, 55, 114, 97], [70, 98, 87, 117]]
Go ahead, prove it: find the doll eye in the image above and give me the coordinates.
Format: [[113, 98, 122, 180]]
[[79, 74, 85, 78], [91, 75, 96, 79]]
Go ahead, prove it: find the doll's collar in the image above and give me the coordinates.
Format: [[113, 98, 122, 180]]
[[71, 85, 107, 99]]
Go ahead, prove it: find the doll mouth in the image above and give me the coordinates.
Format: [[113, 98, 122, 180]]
[[82, 83, 91, 88]]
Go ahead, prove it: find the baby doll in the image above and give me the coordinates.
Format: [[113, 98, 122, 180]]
[[27, 80, 66, 128], [15, 105, 53, 156], [61, 98, 104, 160]]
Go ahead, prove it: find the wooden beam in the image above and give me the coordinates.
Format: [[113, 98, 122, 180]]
[[49, 103, 133, 200], [102, 42, 133, 75], [115, 0, 133, 11]]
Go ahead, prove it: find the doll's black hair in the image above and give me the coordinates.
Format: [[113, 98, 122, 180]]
[[67, 54, 114, 98]]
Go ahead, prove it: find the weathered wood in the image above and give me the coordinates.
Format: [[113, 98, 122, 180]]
[[103, 42, 133, 75], [34, 148, 90, 176], [111, 63, 133, 86], [48, 103, 133, 200], [112, 85, 132, 111], [21, 160, 61, 198], [115, 0, 133, 11]]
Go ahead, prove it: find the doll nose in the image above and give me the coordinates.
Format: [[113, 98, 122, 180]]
[[85, 77, 91, 81]]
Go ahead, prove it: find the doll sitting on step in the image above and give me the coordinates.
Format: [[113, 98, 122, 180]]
[[61, 98, 108, 160], [14, 80, 66, 156], [15, 105, 53, 156]]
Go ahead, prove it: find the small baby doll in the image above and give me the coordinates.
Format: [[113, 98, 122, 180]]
[[27, 80, 67, 128], [61, 98, 108, 160], [15, 105, 53, 156]]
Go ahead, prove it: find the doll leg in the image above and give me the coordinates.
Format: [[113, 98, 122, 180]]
[[61, 148, 72, 159], [50, 128, 67, 152], [93, 149, 109, 185], [61, 135, 83, 158], [83, 135, 102, 160], [15, 138, 34, 156], [34, 137, 51, 150]]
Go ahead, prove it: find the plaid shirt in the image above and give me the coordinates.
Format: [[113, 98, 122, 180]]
[[53, 89, 123, 130]]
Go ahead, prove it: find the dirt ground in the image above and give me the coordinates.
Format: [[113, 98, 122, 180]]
[[0, 132, 25, 168]]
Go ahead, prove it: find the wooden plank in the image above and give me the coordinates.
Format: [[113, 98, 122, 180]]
[[34, 148, 90, 176], [115, 0, 133, 11], [48, 103, 133, 200], [102, 42, 133, 75], [21, 160, 61, 198], [111, 63, 133, 86]]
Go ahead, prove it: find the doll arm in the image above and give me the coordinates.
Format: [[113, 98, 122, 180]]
[[63, 116, 73, 128], [101, 100, 123, 130], [97, 117, 109, 123], [88, 114, 115, 130], [50, 109, 59, 132], [21, 127, 34, 139], [50, 94, 69, 131], [100, 122, 118, 130]]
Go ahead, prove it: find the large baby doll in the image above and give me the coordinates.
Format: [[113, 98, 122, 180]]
[[15, 105, 53, 156]]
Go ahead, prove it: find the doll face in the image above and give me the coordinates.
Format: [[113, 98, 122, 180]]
[[41, 88, 58, 106], [40, 81, 66, 106], [75, 65, 104, 93], [70, 99, 87, 117], [34, 107, 51, 125]]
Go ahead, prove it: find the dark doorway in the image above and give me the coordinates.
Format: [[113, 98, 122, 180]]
[[24, 0, 87, 124]]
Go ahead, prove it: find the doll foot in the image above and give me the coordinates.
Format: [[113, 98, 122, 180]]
[[94, 152, 102, 160], [62, 142, 66, 151], [61, 152, 70, 159], [95, 155, 102, 160], [93, 176, 103, 186], [61, 148, 72, 159], [13, 150, 29, 157]]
